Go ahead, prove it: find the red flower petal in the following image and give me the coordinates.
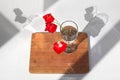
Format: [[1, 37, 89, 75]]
[[60, 41, 67, 52], [53, 41, 67, 54], [45, 23, 57, 33], [48, 23, 57, 33], [44, 23, 51, 31], [43, 13, 55, 23], [53, 42, 61, 54]]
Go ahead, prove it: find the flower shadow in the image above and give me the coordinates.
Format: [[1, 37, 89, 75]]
[[13, 8, 27, 24]]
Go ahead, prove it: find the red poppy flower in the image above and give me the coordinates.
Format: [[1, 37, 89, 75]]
[[45, 23, 57, 33], [43, 13, 55, 23], [53, 41, 67, 54]]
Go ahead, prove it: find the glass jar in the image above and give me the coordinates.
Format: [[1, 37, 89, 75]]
[[60, 20, 78, 53]]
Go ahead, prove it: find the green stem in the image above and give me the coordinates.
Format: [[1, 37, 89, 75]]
[[54, 19, 61, 26]]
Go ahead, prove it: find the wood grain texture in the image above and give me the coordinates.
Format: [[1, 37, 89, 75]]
[[29, 32, 89, 74]]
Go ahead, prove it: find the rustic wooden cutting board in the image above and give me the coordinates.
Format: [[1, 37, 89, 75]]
[[29, 32, 89, 74]]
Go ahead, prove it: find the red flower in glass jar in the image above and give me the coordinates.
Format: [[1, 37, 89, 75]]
[[53, 41, 67, 54]]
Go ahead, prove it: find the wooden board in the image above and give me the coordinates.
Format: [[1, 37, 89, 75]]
[[29, 32, 89, 74]]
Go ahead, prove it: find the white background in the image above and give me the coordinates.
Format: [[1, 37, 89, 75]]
[[0, 0, 120, 80]]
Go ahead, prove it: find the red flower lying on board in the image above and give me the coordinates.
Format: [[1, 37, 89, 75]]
[[53, 41, 67, 54]]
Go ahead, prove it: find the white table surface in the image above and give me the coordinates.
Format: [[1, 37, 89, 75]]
[[0, 0, 120, 80]]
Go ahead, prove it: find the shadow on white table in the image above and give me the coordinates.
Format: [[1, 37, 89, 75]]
[[0, 13, 19, 48], [58, 7, 120, 80]]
